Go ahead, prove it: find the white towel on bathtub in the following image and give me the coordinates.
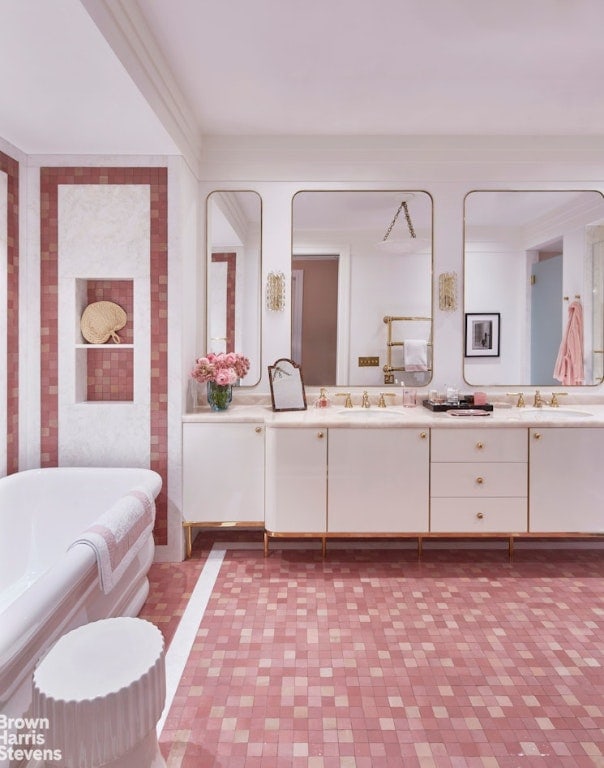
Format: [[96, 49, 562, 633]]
[[69, 486, 156, 594], [404, 339, 428, 371]]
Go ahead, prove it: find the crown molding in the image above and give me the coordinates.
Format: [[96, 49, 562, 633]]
[[81, 0, 201, 176]]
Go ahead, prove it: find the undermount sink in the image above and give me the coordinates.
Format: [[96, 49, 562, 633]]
[[336, 408, 405, 419], [514, 408, 594, 420]]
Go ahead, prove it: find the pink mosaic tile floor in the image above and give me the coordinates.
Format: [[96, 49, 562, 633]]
[[141, 545, 604, 768]]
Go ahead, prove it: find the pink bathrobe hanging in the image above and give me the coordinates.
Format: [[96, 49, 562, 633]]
[[553, 300, 584, 385]]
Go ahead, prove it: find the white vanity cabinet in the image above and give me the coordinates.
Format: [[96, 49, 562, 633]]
[[430, 428, 528, 533], [265, 427, 328, 533], [529, 427, 604, 533], [182, 421, 265, 524], [265, 426, 430, 536], [328, 428, 429, 532]]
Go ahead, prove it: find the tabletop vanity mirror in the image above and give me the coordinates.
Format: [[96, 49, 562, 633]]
[[464, 189, 604, 387], [268, 358, 307, 411]]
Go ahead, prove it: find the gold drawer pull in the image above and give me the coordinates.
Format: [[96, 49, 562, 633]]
[[476, 441, 484, 449], [533, 432, 541, 440], [476, 476, 484, 485], [255, 426, 262, 433], [476, 512, 485, 519], [419, 431, 427, 439], [317, 431, 325, 439]]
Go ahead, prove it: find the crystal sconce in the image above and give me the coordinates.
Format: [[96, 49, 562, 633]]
[[439, 272, 457, 311], [266, 271, 286, 311]]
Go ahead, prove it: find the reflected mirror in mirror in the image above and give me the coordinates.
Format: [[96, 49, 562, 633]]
[[206, 191, 262, 385], [268, 358, 307, 411], [292, 190, 433, 387], [464, 190, 604, 386]]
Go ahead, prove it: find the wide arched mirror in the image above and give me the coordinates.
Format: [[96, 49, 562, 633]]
[[291, 190, 433, 387], [206, 191, 262, 385], [464, 190, 604, 386]]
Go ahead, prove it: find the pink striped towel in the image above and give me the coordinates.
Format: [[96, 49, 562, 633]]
[[69, 487, 156, 594]]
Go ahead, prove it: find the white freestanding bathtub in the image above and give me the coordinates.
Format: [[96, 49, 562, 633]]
[[0, 467, 162, 737]]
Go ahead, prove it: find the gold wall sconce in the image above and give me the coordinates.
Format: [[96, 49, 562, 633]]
[[266, 271, 286, 311], [439, 272, 457, 311]]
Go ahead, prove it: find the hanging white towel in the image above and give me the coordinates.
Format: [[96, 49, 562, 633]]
[[69, 486, 156, 594], [404, 339, 428, 371]]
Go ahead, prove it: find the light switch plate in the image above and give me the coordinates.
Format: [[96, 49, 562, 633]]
[[358, 356, 379, 367]]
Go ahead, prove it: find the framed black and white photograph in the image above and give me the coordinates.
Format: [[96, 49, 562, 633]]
[[464, 313, 500, 357]]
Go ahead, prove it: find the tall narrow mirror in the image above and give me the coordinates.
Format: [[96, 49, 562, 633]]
[[292, 190, 433, 387], [206, 191, 261, 385], [464, 190, 604, 386]]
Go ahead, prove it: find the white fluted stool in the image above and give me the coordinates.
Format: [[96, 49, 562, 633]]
[[33, 617, 167, 768]]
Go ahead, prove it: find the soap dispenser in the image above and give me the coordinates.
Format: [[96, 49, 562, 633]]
[[314, 388, 331, 408]]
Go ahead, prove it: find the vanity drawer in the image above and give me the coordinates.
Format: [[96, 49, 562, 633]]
[[431, 428, 527, 463], [431, 462, 527, 498], [430, 498, 527, 532]]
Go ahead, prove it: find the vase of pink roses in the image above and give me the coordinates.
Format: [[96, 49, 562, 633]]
[[191, 352, 250, 411]]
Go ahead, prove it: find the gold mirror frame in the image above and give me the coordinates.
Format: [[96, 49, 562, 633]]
[[463, 189, 604, 387], [291, 190, 434, 387]]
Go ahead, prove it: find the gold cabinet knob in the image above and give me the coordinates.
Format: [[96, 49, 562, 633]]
[[476, 512, 485, 519], [419, 431, 427, 439], [317, 431, 325, 439], [476, 441, 484, 449], [533, 432, 541, 440], [255, 426, 262, 433], [476, 476, 484, 485]]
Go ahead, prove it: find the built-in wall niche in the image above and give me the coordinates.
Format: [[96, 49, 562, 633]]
[[75, 278, 134, 402]]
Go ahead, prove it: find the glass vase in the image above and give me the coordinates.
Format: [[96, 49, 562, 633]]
[[207, 381, 233, 411]]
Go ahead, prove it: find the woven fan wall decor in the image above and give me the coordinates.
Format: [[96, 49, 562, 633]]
[[80, 301, 127, 344]]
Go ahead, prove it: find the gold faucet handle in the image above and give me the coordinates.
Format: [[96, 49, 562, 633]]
[[377, 392, 396, 408], [507, 392, 525, 408], [336, 392, 353, 408], [549, 392, 567, 407], [362, 390, 370, 407], [533, 389, 543, 408]]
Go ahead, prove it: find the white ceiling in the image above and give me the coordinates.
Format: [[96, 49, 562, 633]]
[[2, 0, 604, 165]]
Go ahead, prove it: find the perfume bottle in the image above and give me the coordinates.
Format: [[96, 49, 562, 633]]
[[314, 387, 331, 408]]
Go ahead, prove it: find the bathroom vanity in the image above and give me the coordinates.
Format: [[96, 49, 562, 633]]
[[182, 402, 604, 557]]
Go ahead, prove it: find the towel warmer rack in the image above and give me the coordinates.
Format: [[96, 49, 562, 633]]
[[382, 315, 432, 384]]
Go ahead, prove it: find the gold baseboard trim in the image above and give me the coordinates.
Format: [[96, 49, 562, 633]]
[[183, 520, 264, 558]]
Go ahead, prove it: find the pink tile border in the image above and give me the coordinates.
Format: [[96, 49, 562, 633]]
[[1, 151, 19, 475], [40, 167, 168, 544]]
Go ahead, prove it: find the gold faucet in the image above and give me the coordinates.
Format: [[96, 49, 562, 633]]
[[548, 392, 568, 407], [507, 392, 525, 408], [361, 391, 371, 408], [377, 392, 396, 408], [533, 390, 545, 408], [336, 392, 353, 408]]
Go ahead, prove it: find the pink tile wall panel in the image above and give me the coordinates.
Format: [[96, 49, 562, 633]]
[[1, 151, 19, 475], [86, 348, 134, 402], [40, 168, 168, 544]]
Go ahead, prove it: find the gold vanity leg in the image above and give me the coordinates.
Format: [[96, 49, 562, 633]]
[[185, 524, 192, 560], [264, 531, 269, 557], [418, 535, 423, 561], [321, 537, 327, 559], [508, 536, 514, 562]]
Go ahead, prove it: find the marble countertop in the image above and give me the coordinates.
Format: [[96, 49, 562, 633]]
[[183, 401, 604, 428]]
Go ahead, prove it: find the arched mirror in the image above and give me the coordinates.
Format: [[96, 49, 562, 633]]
[[464, 190, 604, 386], [206, 190, 262, 385], [291, 190, 433, 387]]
